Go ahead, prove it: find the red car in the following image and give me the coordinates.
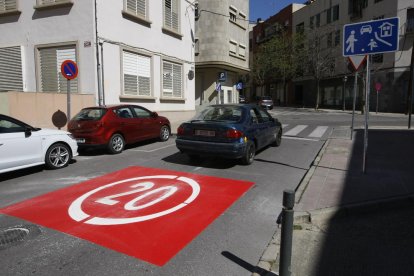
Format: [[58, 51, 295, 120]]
[[68, 105, 171, 154]]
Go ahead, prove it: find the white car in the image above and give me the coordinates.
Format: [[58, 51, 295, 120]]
[[0, 114, 78, 174]]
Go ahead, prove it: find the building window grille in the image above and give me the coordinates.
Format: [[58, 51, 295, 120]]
[[37, 45, 78, 93], [122, 50, 151, 97], [162, 61, 182, 98], [332, 5, 339, 21], [334, 30, 340, 46]]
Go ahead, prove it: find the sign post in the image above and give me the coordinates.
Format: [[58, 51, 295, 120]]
[[343, 17, 399, 173], [348, 55, 367, 140], [60, 60, 78, 121], [375, 82, 382, 114]]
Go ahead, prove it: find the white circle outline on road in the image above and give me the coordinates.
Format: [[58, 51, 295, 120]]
[[68, 175, 200, 225]]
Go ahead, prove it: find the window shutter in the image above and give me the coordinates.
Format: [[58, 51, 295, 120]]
[[164, 0, 179, 31], [172, 64, 182, 98], [0, 46, 23, 92], [163, 62, 173, 96], [0, 0, 17, 11], [39, 45, 77, 93], [123, 51, 151, 96], [126, 0, 146, 18]]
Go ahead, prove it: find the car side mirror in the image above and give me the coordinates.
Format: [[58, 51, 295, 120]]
[[151, 112, 158, 118], [24, 127, 32, 138]]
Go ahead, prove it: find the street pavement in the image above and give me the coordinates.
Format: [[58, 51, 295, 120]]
[[254, 126, 414, 276]]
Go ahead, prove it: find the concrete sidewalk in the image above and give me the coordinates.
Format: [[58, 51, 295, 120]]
[[255, 127, 414, 276]]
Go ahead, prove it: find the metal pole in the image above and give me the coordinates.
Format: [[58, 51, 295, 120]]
[[407, 35, 414, 129], [67, 79, 71, 121], [351, 72, 358, 140], [363, 56, 370, 174], [100, 42, 106, 106], [94, 0, 102, 106], [376, 90, 379, 114], [279, 190, 295, 276]]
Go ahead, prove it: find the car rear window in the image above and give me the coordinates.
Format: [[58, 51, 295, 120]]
[[73, 108, 107, 121], [194, 106, 243, 122], [261, 96, 272, 100]]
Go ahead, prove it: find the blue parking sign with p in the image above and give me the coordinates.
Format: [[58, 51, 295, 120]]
[[343, 17, 399, 56]]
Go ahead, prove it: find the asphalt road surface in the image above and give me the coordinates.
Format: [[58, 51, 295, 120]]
[[1, 107, 405, 275]]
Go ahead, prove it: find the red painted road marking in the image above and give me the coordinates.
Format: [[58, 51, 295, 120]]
[[0, 166, 254, 266]]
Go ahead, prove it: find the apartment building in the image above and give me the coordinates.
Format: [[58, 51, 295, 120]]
[[0, 0, 196, 128], [194, 0, 249, 108], [251, 4, 305, 105], [292, 0, 414, 112]]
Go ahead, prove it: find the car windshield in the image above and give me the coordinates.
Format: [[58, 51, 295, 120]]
[[73, 108, 107, 121], [193, 106, 243, 122]]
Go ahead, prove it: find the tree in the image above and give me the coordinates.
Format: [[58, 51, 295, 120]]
[[251, 24, 305, 104], [305, 30, 336, 109]]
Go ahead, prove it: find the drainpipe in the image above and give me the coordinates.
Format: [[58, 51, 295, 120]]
[[94, 0, 103, 106], [100, 41, 105, 106]]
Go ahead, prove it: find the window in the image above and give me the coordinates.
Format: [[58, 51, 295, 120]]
[[122, 50, 151, 97], [310, 16, 314, 29], [407, 8, 414, 33], [124, 0, 147, 19], [132, 106, 151, 118], [316, 14, 320, 27], [296, 22, 304, 33], [37, 44, 78, 93], [239, 44, 246, 58], [0, 46, 23, 92], [162, 61, 182, 98], [374, 0, 383, 3], [115, 107, 133, 119], [34, 0, 73, 10], [332, 5, 339, 21], [334, 30, 340, 46], [0, 0, 18, 13], [229, 40, 237, 55], [195, 38, 199, 55], [372, 54, 383, 63], [164, 0, 179, 33], [326, 7, 332, 24], [229, 5, 237, 22], [373, 15, 384, 20]]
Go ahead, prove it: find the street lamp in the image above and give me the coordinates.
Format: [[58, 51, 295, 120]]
[[342, 76, 348, 111]]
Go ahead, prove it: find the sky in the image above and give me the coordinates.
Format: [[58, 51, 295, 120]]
[[249, 0, 300, 23]]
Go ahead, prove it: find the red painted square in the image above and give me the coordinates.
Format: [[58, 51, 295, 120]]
[[0, 166, 253, 266]]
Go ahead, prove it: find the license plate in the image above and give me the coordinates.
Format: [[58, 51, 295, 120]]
[[195, 130, 215, 137], [76, 138, 85, 144]]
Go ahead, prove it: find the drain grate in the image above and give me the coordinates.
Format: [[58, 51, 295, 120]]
[[0, 225, 40, 249]]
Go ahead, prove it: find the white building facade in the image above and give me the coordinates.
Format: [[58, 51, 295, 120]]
[[0, 0, 196, 127]]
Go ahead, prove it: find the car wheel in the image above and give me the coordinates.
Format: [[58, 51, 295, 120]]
[[108, 134, 125, 154], [272, 129, 282, 147], [45, 143, 71, 169], [241, 141, 255, 165], [159, 125, 170, 141]]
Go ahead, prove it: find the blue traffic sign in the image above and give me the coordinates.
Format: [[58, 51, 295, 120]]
[[343, 17, 399, 57]]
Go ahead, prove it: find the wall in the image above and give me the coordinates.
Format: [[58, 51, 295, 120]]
[[0, 91, 95, 129]]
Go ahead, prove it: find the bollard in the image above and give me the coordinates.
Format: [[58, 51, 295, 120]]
[[279, 190, 295, 276]]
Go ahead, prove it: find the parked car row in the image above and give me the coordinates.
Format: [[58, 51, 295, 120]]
[[0, 104, 282, 174]]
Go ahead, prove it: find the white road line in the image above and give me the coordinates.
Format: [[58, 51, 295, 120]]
[[282, 124, 289, 128], [308, 126, 329, 138], [130, 144, 176, 152], [283, 125, 307, 136], [282, 136, 320, 142]]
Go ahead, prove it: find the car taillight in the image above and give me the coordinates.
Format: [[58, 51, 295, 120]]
[[177, 125, 185, 135], [226, 129, 243, 139]]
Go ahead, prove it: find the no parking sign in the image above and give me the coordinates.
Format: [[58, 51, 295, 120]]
[[0, 166, 253, 266]]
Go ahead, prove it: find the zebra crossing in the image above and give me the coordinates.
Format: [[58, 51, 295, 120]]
[[282, 124, 331, 140], [269, 108, 345, 117]]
